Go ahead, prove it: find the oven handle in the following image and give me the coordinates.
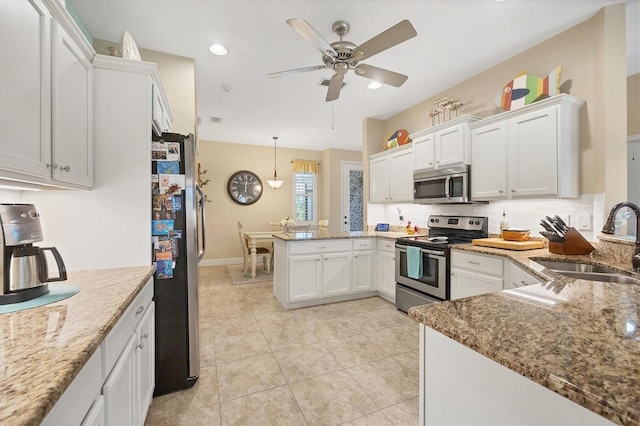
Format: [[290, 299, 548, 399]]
[[444, 176, 451, 199], [396, 244, 446, 257]]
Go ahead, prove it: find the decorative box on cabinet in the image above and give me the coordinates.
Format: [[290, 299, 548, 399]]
[[471, 94, 585, 201], [412, 116, 480, 171], [369, 144, 413, 203], [0, 0, 94, 190]]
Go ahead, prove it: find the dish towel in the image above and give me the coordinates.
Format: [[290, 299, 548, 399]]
[[407, 246, 423, 279]]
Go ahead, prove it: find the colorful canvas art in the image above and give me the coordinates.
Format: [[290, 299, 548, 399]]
[[385, 129, 410, 149], [495, 66, 562, 111]]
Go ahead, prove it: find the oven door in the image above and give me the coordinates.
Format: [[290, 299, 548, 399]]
[[395, 244, 448, 300], [413, 167, 470, 204]]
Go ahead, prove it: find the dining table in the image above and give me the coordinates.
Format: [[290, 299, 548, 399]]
[[243, 231, 282, 279]]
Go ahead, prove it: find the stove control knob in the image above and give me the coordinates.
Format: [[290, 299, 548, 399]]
[[435, 218, 439, 223], [430, 218, 435, 223], [468, 220, 474, 225], [475, 220, 481, 225]]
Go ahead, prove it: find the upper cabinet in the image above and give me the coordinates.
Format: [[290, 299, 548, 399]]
[[413, 116, 480, 171], [369, 144, 413, 203], [0, 0, 95, 189], [471, 94, 585, 201]]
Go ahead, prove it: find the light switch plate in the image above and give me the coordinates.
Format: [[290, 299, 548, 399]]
[[577, 214, 592, 230]]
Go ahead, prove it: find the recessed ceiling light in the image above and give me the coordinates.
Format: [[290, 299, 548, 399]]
[[209, 44, 227, 55], [368, 81, 382, 89]]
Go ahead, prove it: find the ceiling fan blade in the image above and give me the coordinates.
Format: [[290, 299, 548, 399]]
[[326, 72, 345, 102], [355, 64, 408, 87], [268, 65, 327, 78], [287, 18, 337, 57], [352, 20, 417, 62]]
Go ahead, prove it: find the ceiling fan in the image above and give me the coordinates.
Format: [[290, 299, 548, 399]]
[[268, 18, 417, 102]]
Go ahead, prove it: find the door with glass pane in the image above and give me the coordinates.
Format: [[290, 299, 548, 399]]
[[342, 162, 363, 232]]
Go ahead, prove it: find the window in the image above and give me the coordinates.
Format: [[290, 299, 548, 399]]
[[293, 172, 316, 224]]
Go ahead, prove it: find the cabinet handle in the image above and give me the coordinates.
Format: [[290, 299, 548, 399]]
[[135, 306, 144, 315], [468, 260, 481, 265], [317, 246, 326, 249], [60, 165, 70, 172], [141, 332, 149, 340], [137, 342, 145, 349], [429, 162, 433, 166], [46, 163, 58, 169], [511, 189, 516, 193], [498, 190, 504, 194]]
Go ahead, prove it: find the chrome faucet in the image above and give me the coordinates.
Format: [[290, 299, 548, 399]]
[[601, 202, 640, 272]]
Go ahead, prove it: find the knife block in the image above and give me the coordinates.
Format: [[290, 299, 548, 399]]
[[548, 227, 595, 255]]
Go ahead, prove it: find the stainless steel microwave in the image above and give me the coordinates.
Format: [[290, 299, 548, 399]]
[[413, 164, 475, 204]]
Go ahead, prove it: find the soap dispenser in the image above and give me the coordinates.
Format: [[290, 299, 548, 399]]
[[499, 210, 509, 238]]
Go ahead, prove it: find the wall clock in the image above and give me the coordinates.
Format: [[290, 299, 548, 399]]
[[227, 170, 263, 205]]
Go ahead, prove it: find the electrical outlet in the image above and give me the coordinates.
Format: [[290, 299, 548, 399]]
[[399, 215, 404, 221], [577, 214, 592, 230]]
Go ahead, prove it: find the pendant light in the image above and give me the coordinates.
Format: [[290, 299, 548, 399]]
[[267, 136, 284, 189]]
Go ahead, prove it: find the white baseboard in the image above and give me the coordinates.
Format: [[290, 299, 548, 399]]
[[198, 257, 243, 267]]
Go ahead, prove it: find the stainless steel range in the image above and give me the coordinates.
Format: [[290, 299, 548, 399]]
[[395, 215, 488, 313]]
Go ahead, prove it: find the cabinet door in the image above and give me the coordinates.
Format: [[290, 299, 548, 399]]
[[152, 82, 171, 135], [103, 334, 136, 426], [81, 396, 105, 426], [289, 255, 322, 302], [379, 251, 396, 302], [322, 252, 352, 297], [389, 149, 414, 202], [450, 268, 503, 300], [369, 157, 389, 202], [504, 262, 543, 289], [353, 251, 373, 292], [471, 122, 508, 200], [0, 0, 51, 178], [414, 133, 435, 170], [51, 22, 93, 187], [135, 302, 155, 425], [508, 107, 558, 198], [435, 124, 465, 167]]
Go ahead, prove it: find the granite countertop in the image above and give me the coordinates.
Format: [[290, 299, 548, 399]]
[[409, 242, 640, 425], [273, 230, 427, 241], [0, 265, 155, 425]]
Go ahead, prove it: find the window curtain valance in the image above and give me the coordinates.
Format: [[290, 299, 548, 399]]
[[291, 159, 319, 174]]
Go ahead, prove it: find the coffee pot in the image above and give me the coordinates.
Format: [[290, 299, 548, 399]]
[[1, 204, 67, 305]]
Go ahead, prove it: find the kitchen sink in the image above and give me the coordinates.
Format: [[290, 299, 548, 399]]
[[552, 271, 640, 285], [533, 260, 616, 274]]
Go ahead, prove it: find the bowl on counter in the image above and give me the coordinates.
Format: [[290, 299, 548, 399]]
[[502, 228, 530, 241]]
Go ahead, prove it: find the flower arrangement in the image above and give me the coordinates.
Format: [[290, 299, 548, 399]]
[[280, 216, 294, 233]]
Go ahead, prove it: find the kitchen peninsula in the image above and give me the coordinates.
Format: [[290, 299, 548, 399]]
[[273, 230, 421, 309], [410, 241, 640, 425], [0, 266, 155, 425]]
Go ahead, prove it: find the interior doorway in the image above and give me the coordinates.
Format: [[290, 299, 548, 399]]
[[342, 162, 363, 232]]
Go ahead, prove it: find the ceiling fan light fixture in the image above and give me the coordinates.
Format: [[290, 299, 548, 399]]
[[368, 81, 382, 89], [209, 44, 228, 55], [267, 136, 284, 189]]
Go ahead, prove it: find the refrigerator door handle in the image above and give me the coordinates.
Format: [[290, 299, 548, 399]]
[[196, 184, 206, 261]]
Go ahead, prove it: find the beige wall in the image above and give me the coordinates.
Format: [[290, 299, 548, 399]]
[[320, 149, 363, 233], [198, 140, 323, 261], [92, 38, 197, 136], [629, 73, 640, 135], [369, 4, 628, 210]]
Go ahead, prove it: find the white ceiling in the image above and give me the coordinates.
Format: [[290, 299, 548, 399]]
[[69, 0, 638, 152]]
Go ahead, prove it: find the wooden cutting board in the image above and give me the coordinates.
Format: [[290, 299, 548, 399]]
[[472, 238, 545, 251]]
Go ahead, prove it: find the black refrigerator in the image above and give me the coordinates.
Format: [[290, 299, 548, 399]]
[[151, 132, 205, 396]]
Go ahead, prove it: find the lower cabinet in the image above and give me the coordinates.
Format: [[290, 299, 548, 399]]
[[288, 254, 322, 302], [504, 262, 543, 289], [353, 250, 373, 292], [450, 251, 504, 300], [377, 239, 396, 303], [322, 252, 352, 297], [42, 278, 154, 426]]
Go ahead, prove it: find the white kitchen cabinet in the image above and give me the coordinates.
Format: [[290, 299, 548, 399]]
[[412, 116, 480, 171], [450, 251, 504, 299], [82, 396, 105, 426], [377, 239, 397, 302], [413, 132, 435, 170], [470, 94, 584, 201], [0, 0, 94, 189], [103, 334, 136, 425], [353, 239, 373, 292], [504, 261, 544, 289], [322, 252, 352, 297], [152, 81, 172, 135], [135, 302, 155, 425], [369, 144, 413, 203], [289, 254, 323, 302]]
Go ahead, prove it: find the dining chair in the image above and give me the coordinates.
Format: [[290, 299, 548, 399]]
[[269, 221, 284, 232], [237, 221, 272, 275]]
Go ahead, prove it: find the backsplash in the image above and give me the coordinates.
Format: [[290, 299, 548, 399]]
[[367, 194, 607, 241]]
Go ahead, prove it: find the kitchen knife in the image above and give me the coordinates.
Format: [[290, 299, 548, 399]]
[[554, 215, 569, 232], [545, 216, 566, 237], [540, 221, 556, 234]]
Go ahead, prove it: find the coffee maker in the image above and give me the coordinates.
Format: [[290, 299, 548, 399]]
[[1, 204, 67, 305]]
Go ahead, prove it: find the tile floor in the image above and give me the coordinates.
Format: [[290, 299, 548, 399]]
[[145, 265, 420, 426]]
